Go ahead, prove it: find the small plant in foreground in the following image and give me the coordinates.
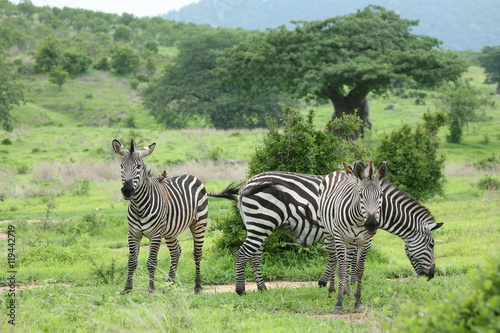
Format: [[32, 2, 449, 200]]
[[395, 253, 500, 332]]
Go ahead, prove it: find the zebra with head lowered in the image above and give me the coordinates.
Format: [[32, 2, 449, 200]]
[[318, 161, 443, 313], [220, 164, 442, 312], [112, 139, 236, 295]]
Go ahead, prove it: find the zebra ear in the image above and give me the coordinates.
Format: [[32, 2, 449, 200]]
[[353, 161, 367, 180], [429, 222, 444, 231], [376, 161, 389, 180], [112, 139, 127, 156], [137, 143, 156, 158]]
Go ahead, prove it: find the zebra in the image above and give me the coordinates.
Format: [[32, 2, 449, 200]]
[[226, 171, 332, 295], [221, 165, 442, 308], [112, 139, 236, 295], [318, 161, 443, 313]]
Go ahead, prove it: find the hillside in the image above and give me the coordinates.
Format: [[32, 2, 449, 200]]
[[163, 0, 500, 51]]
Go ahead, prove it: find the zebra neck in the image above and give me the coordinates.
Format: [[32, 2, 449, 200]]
[[378, 184, 434, 241], [130, 177, 164, 214]]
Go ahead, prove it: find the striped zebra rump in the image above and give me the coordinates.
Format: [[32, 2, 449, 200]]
[[232, 171, 326, 295]]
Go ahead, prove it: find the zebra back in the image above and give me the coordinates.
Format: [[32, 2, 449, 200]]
[[240, 171, 325, 247]]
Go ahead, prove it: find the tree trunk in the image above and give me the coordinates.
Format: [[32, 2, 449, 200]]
[[496, 82, 500, 96], [330, 96, 371, 140]]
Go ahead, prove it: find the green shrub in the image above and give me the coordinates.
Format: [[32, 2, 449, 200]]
[[477, 175, 500, 190], [215, 107, 364, 253], [374, 112, 446, 202], [474, 155, 499, 170], [248, 107, 364, 177], [395, 253, 500, 332], [1, 138, 12, 145]]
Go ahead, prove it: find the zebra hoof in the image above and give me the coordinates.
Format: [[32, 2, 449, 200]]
[[355, 304, 365, 312], [194, 288, 203, 294], [318, 280, 327, 287], [120, 289, 132, 295], [333, 306, 343, 314], [236, 289, 246, 296]]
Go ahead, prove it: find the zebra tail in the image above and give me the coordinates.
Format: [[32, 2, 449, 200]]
[[207, 182, 242, 201]]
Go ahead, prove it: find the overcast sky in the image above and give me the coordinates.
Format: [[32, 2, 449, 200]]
[[9, 0, 200, 17]]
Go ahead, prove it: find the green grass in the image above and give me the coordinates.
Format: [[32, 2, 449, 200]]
[[1, 66, 499, 331]]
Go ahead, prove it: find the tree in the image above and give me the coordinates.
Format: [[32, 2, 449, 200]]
[[436, 80, 491, 143], [48, 65, 68, 88], [34, 36, 62, 73], [374, 111, 446, 201], [0, 31, 24, 131], [142, 28, 286, 129], [111, 44, 139, 75], [216, 5, 467, 139], [113, 25, 132, 42], [0, 64, 24, 131], [478, 45, 500, 95]]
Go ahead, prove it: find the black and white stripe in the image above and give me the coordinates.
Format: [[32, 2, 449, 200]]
[[113, 139, 208, 294], [234, 171, 327, 295], [318, 162, 388, 313], [226, 163, 442, 314]]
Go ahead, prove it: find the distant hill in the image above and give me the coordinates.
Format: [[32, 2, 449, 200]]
[[163, 0, 500, 51]]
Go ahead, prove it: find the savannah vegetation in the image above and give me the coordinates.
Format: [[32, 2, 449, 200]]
[[1, 1, 499, 332]]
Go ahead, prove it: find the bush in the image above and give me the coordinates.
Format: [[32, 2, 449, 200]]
[[395, 253, 500, 332], [374, 111, 446, 202], [477, 175, 500, 190], [248, 107, 364, 176], [214, 107, 365, 253], [474, 155, 499, 170]]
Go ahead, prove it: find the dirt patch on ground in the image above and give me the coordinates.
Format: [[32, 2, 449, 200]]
[[203, 280, 315, 294]]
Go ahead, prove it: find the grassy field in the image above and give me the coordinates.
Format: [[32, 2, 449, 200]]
[[1, 67, 499, 332]]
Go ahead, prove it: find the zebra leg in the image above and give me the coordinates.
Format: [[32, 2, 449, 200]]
[[190, 222, 206, 294], [319, 235, 336, 294], [147, 235, 163, 293], [121, 233, 142, 295], [165, 237, 182, 284], [347, 242, 358, 285], [249, 247, 266, 291], [333, 241, 348, 314], [236, 237, 266, 296], [353, 243, 371, 312]]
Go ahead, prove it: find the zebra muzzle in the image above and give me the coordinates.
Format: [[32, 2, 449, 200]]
[[364, 214, 379, 234], [121, 180, 135, 199]]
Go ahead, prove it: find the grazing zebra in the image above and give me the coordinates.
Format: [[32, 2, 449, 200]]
[[226, 164, 442, 312], [112, 139, 212, 294]]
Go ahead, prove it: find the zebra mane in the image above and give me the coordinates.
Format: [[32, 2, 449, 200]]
[[381, 179, 436, 225]]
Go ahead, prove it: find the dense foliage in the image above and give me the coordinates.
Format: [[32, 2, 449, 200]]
[[214, 107, 365, 252], [141, 28, 286, 129], [374, 112, 446, 202], [397, 253, 500, 332], [247, 108, 364, 176], [216, 5, 467, 138]]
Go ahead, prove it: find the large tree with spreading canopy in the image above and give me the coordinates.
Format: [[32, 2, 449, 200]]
[[216, 5, 467, 138]]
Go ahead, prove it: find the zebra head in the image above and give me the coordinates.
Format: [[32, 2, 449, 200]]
[[112, 139, 156, 200], [353, 161, 388, 235], [405, 221, 443, 280]]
